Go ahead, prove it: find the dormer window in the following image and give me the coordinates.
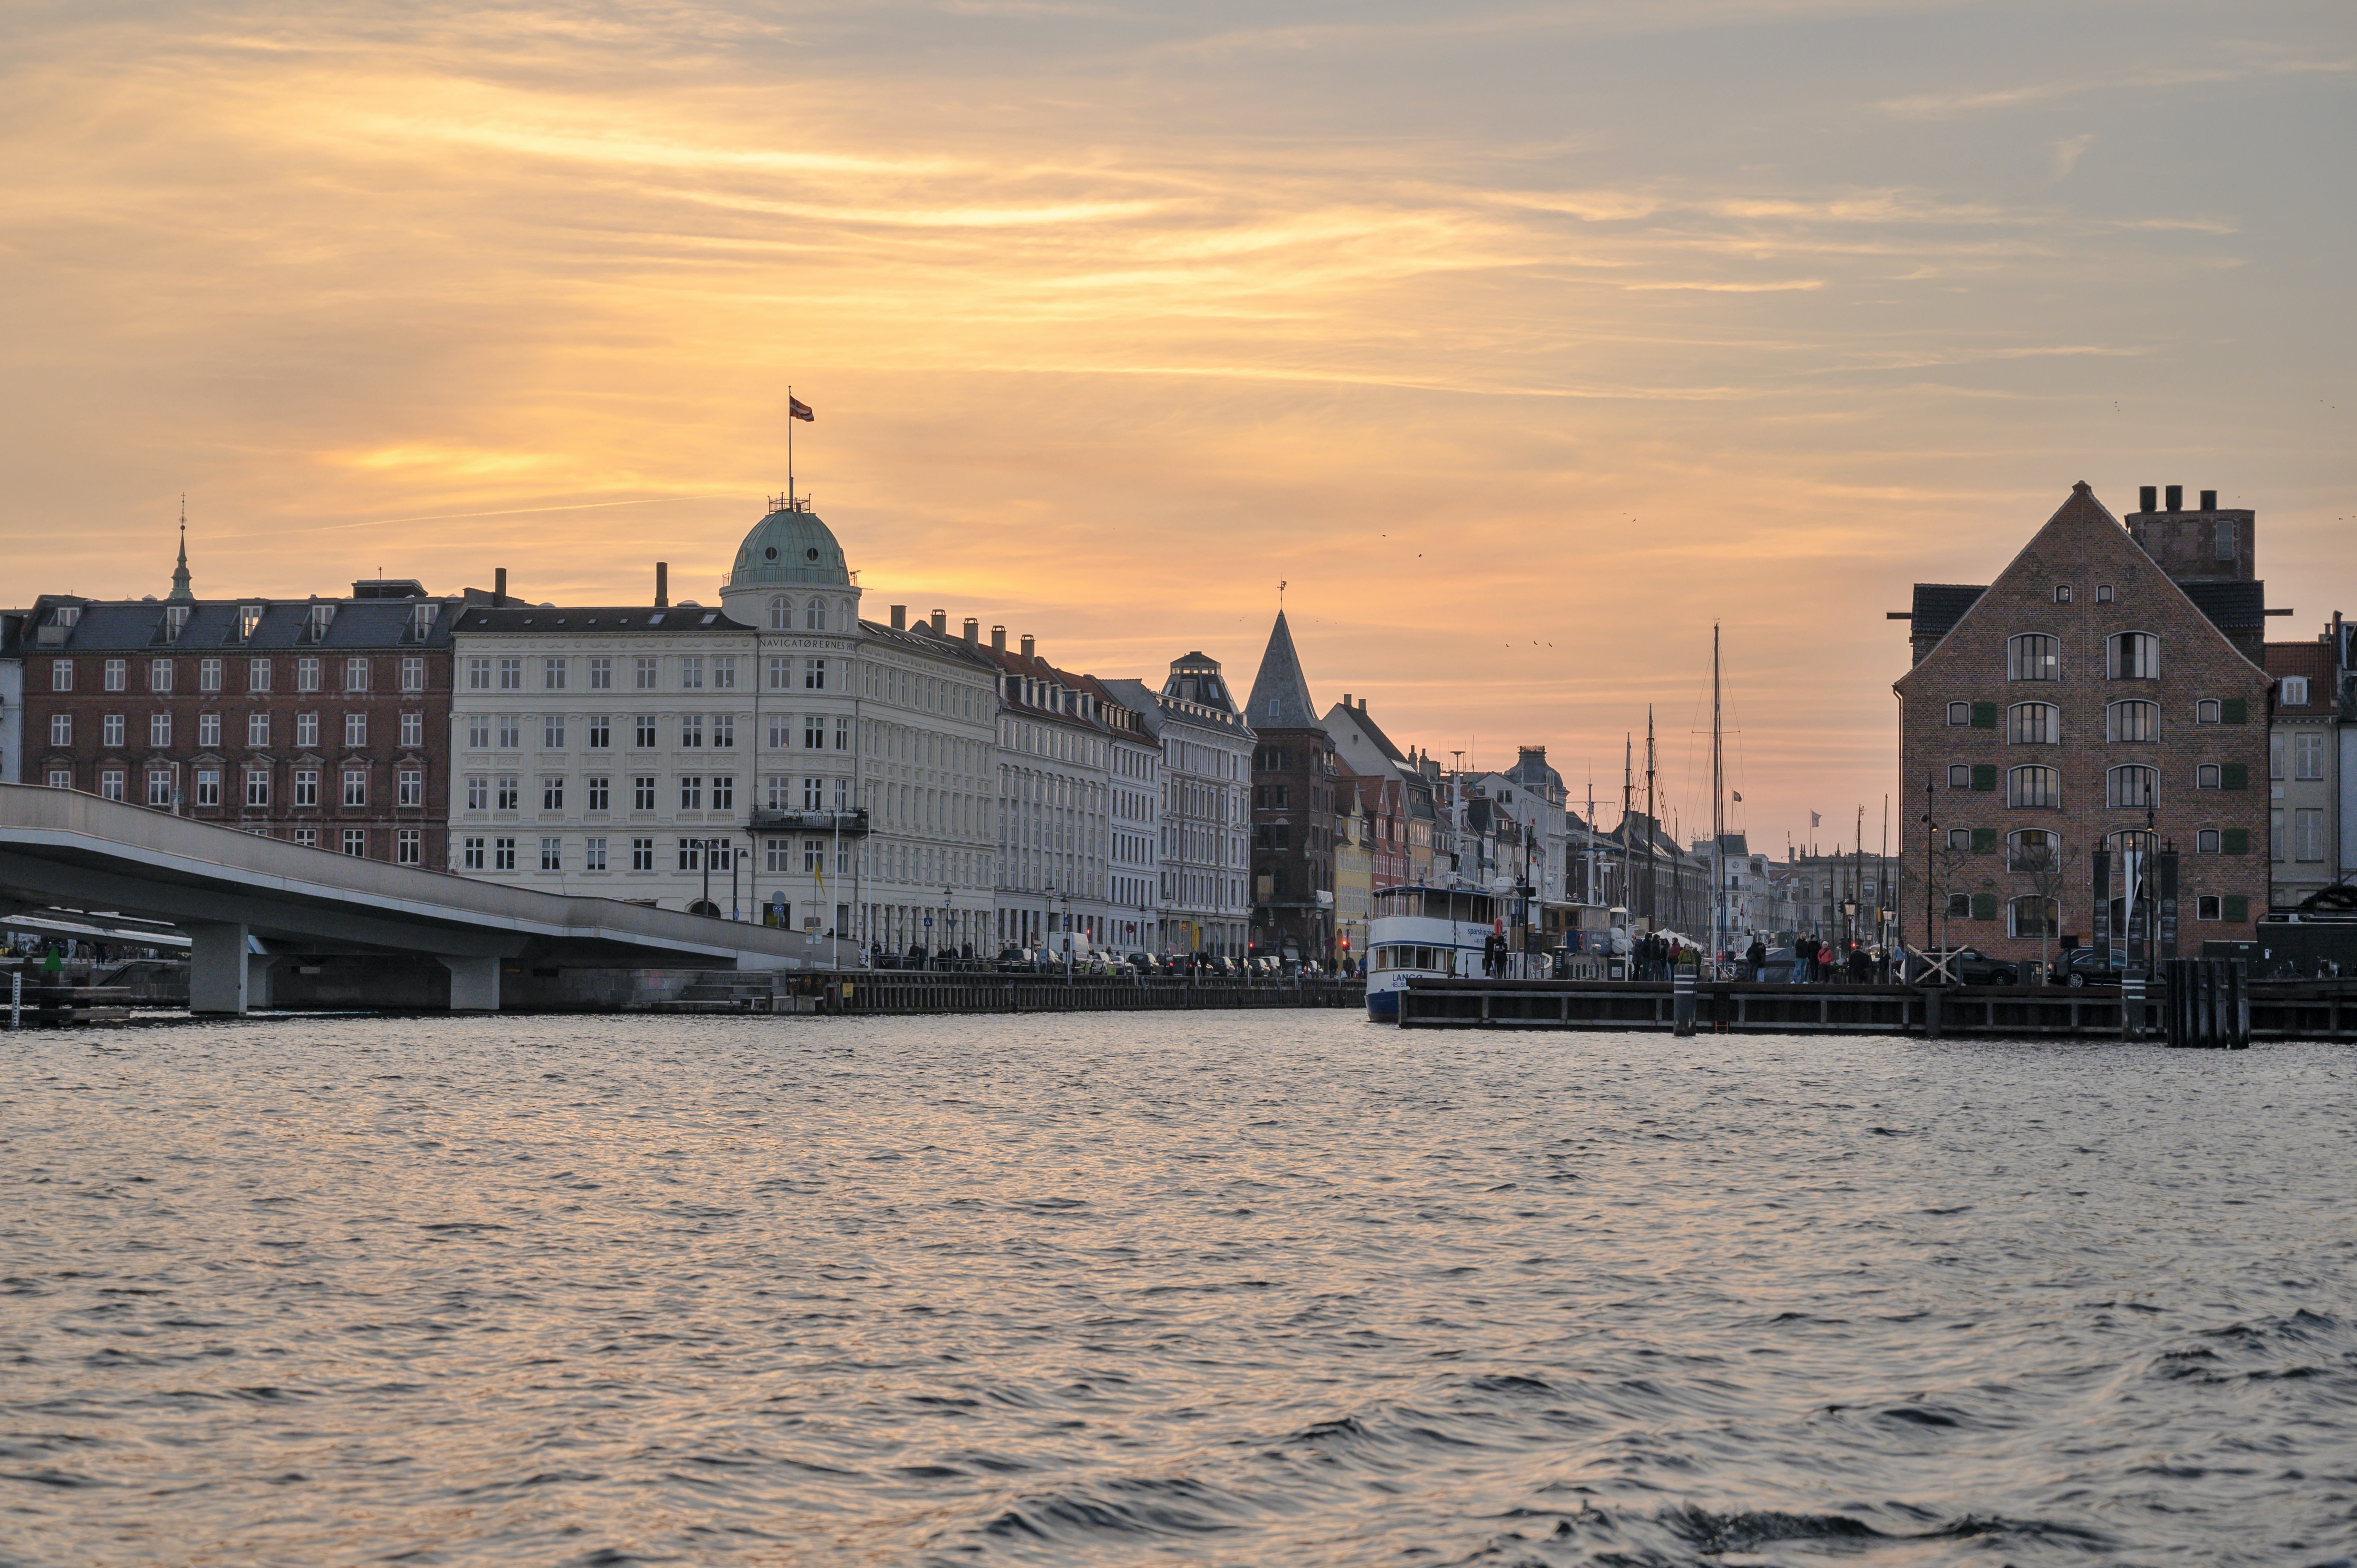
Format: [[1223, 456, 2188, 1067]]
[[238, 605, 264, 641], [163, 605, 190, 641], [305, 603, 336, 642], [410, 603, 437, 641], [56, 605, 81, 629]]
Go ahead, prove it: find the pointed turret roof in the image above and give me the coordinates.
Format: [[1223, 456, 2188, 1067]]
[[168, 516, 193, 603], [1246, 610, 1321, 731]]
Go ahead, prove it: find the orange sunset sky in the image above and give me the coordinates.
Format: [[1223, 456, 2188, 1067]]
[[6, 0, 2352, 849]]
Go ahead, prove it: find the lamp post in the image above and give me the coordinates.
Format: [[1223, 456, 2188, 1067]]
[[940, 884, 953, 969]]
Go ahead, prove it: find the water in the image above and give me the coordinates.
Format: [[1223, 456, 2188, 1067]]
[[3, 1015, 2354, 1567]]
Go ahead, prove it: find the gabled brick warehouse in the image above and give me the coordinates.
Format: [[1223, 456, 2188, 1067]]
[[1892, 482, 2273, 967]]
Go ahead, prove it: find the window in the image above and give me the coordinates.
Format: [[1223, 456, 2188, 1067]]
[[711, 775, 734, 810], [712, 714, 734, 749], [401, 657, 424, 693], [2105, 700, 2157, 743], [2106, 631, 2159, 680], [237, 605, 262, 641], [589, 656, 612, 690], [97, 712, 125, 748], [635, 716, 657, 748], [149, 658, 173, 693], [497, 715, 520, 748], [51, 660, 72, 692], [1946, 892, 1971, 919], [293, 826, 316, 848], [247, 712, 269, 747], [713, 656, 737, 691], [680, 656, 704, 691], [2006, 828, 2059, 872], [469, 657, 493, 690], [2010, 702, 2061, 744], [343, 828, 367, 857], [464, 836, 487, 870], [2007, 634, 2060, 682], [467, 775, 489, 810], [104, 658, 127, 692], [343, 768, 367, 806], [805, 657, 826, 690], [587, 715, 610, 749], [2054, 585, 2072, 604], [294, 712, 319, 749], [145, 769, 172, 806], [2008, 765, 2061, 809], [2280, 675, 2312, 708], [587, 776, 610, 812], [400, 712, 423, 748], [804, 837, 825, 873], [398, 768, 422, 807], [635, 656, 658, 690], [2294, 732, 2326, 779], [541, 837, 563, 871], [2107, 765, 2158, 809], [804, 715, 825, 749], [99, 769, 125, 801], [677, 838, 703, 871], [397, 828, 421, 866], [47, 767, 71, 790], [2217, 519, 2238, 560], [467, 715, 491, 748], [149, 712, 172, 747], [245, 766, 270, 807], [2008, 896, 2058, 938], [543, 656, 567, 691], [630, 836, 655, 871], [834, 777, 850, 810], [194, 768, 220, 806], [2196, 764, 2220, 789], [803, 776, 825, 810], [680, 776, 704, 810], [766, 836, 790, 872], [543, 715, 566, 749], [297, 657, 320, 693], [633, 775, 656, 811], [542, 776, 564, 811], [345, 657, 369, 693], [584, 836, 608, 871], [48, 713, 71, 747], [765, 775, 790, 809], [1946, 763, 1970, 788], [2295, 808, 2326, 862], [194, 711, 220, 749], [805, 598, 827, 631], [2096, 584, 2114, 603], [498, 657, 522, 691], [680, 714, 704, 748], [200, 658, 221, 693], [497, 776, 519, 811], [493, 836, 517, 871], [2197, 894, 2221, 920], [345, 712, 366, 748], [294, 769, 320, 806], [769, 597, 788, 631]]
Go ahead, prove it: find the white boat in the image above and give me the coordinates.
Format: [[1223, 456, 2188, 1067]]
[[1365, 884, 1499, 1021]]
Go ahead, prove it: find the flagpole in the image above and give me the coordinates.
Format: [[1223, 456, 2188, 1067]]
[[788, 385, 794, 509]]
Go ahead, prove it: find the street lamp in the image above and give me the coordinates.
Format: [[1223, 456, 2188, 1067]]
[[940, 884, 953, 969]]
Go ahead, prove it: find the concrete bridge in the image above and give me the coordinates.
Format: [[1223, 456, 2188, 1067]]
[[0, 784, 846, 1012]]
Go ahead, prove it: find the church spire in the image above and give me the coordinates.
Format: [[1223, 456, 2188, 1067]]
[[168, 496, 193, 602], [1245, 608, 1320, 730]]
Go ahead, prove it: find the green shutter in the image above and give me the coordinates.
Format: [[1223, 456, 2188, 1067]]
[[1970, 892, 1998, 921], [2220, 763, 2248, 790], [1971, 827, 1997, 854], [1971, 764, 1997, 792], [2223, 895, 2249, 923], [2221, 698, 2247, 725], [2222, 827, 2249, 855], [1971, 701, 1998, 729]]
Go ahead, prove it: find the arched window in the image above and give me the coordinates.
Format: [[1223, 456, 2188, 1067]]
[[2008, 702, 2060, 743], [2007, 765, 2061, 808], [2008, 634, 2060, 681], [2007, 827, 2060, 873], [2107, 764, 2158, 808], [2008, 896, 2058, 939], [769, 596, 787, 630], [804, 598, 827, 631], [2106, 700, 2159, 742], [2107, 631, 2159, 680]]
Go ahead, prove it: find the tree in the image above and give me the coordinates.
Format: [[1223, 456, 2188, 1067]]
[[2015, 836, 2080, 985]]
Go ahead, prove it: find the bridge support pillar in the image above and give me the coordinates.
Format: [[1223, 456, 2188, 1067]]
[[436, 954, 501, 1011], [187, 922, 252, 1014]]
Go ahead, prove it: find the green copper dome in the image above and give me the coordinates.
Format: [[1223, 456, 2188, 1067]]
[[728, 505, 851, 588]]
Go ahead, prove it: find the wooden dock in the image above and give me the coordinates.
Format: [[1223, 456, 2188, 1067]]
[[1396, 977, 2357, 1042], [839, 972, 1364, 1016]]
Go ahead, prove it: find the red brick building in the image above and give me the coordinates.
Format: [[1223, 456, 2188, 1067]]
[[24, 569, 459, 866], [1244, 611, 1340, 965], [1893, 483, 2273, 967]]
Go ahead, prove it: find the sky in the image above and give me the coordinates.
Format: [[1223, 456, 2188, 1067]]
[[5, 0, 2352, 852]]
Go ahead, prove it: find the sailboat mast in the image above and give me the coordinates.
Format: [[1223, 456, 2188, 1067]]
[[1712, 623, 1724, 961]]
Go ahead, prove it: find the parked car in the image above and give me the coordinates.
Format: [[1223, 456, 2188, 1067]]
[[2048, 947, 2129, 987], [1920, 946, 2020, 986]]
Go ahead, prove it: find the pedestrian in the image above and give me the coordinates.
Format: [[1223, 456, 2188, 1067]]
[[1816, 940, 1838, 983], [1745, 936, 1767, 982], [1790, 935, 1813, 984]]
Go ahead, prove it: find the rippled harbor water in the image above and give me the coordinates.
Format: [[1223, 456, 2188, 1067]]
[[3, 1015, 2354, 1567]]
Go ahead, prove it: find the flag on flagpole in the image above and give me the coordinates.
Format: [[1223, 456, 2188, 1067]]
[[1731, 791, 1742, 802], [1810, 811, 1821, 827], [789, 396, 814, 422]]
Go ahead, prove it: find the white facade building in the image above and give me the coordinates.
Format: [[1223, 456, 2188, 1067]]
[[976, 631, 1114, 949], [1127, 653, 1253, 957], [0, 611, 24, 785], [1089, 676, 1164, 954]]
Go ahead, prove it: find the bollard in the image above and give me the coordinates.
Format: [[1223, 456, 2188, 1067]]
[[1672, 966, 1696, 1036], [8, 969, 18, 1032]]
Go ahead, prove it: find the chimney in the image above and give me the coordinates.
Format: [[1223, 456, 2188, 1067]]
[[2200, 489, 2217, 510], [2140, 485, 2157, 513], [2165, 484, 2183, 512], [654, 562, 668, 608], [991, 624, 1006, 652], [1343, 693, 1352, 708], [962, 617, 979, 644], [1020, 634, 1036, 659], [890, 605, 906, 630], [494, 567, 508, 607], [930, 608, 947, 636]]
